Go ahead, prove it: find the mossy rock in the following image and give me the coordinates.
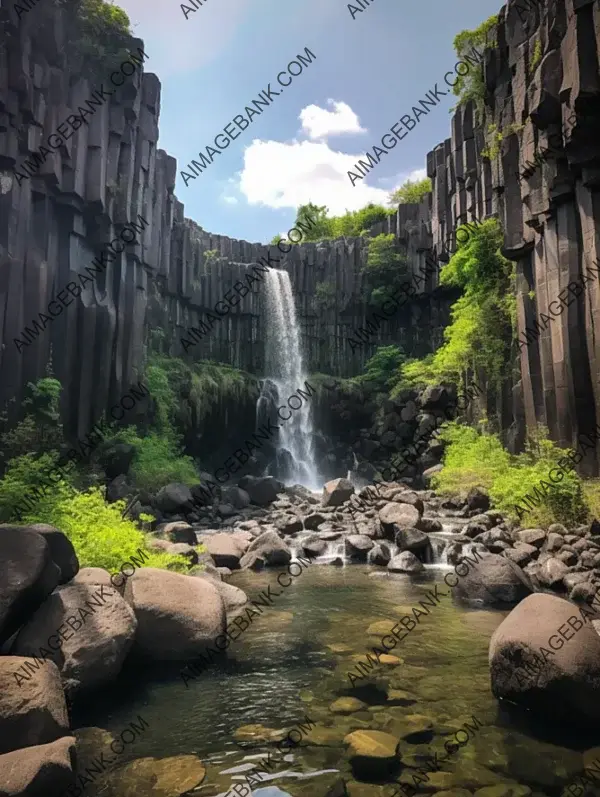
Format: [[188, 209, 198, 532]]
[[367, 620, 396, 636], [344, 729, 402, 780], [474, 785, 532, 797]]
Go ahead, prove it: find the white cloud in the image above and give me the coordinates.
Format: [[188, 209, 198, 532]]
[[239, 138, 395, 215], [405, 167, 427, 182], [222, 195, 239, 205], [299, 99, 366, 140]]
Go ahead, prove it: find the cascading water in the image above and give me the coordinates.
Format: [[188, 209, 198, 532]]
[[257, 268, 321, 490]]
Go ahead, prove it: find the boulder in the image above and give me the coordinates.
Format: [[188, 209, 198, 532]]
[[274, 515, 303, 534], [418, 518, 443, 533], [239, 476, 281, 506], [0, 657, 68, 754], [453, 553, 533, 605], [322, 478, 354, 507], [0, 736, 76, 796], [466, 487, 490, 512], [538, 558, 569, 589], [12, 584, 136, 696], [379, 503, 421, 536], [104, 754, 206, 796], [70, 568, 113, 588], [503, 544, 537, 567], [394, 527, 430, 553], [201, 533, 248, 570], [367, 543, 392, 566], [125, 568, 226, 661], [6, 525, 79, 584], [516, 529, 546, 548], [165, 543, 198, 565], [544, 532, 564, 553], [239, 531, 291, 570], [156, 522, 196, 545], [344, 729, 400, 779], [345, 535, 375, 561], [489, 593, 600, 726], [304, 513, 327, 530], [388, 552, 424, 574], [221, 486, 251, 510], [0, 529, 61, 645], [154, 483, 193, 514], [301, 535, 327, 558], [195, 573, 248, 617]]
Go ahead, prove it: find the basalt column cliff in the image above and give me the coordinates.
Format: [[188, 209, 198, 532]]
[[0, 0, 599, 470]]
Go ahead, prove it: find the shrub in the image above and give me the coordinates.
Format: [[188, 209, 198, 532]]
[[285, 203, 395, 243], [22, 487, 190, 572], [453, 15, 497, 119], [358, 346, 406, 392], [433, 423, 588, 527], [114, 428, 198, 492], [363, 233, 409, 306], [61, 0, 133, 78], [315, 281, 336, 310], [0, 378, 64, 465], [0, 452, 72, 522]]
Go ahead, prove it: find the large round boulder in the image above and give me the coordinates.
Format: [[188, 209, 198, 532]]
[[345, 535, 375, 562], [8, 525, 79, 584], [388, 551, 424, 574], [394, 527, 430, 554], [239, 530, 291, 570], [489, 593, 600, 726], [154, 483, 193, 514], [322, 478, 354, 507], [0, 736, 76, 796], [125, 568, 226, 661], [200, 533, 248, 569], [0, 529, 61, 645], [0, 656, 69, 754], [11, 584, 137, 696], [453, 553, 533, 605], [379, 503, 421, 537], [238, 476, 281, 506]]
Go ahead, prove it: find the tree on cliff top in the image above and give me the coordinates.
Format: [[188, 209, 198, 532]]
[[275, 202, 394, 244], [62, 0, 133, 76], [388, 177, 432, 207], [453, 14, 498, 119]]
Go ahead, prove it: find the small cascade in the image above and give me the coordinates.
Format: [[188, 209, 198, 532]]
[[258, 269, 320, 490]]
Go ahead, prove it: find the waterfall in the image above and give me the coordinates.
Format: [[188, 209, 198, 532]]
[[257, 268, 320, 490]]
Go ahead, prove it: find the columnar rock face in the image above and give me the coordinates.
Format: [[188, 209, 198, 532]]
[[1, 0, 599, 469], [426, 0, 600, 465]]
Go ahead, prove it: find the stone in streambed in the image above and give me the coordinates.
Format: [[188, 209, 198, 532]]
[[344, 729, 401, 779], [388, 551, 424, 573], [330, 697, 368, 714], [323, 478, 355, 507], [105, 755, 206, 796]]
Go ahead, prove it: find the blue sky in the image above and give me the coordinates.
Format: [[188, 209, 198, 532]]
[[118, 0, 500, 244]]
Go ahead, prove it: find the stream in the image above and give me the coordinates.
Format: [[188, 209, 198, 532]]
[[72, 564, 596, 797]]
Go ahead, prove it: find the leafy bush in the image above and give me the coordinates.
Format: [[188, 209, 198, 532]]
[[363, 233, 409, 306], [114, 428, 198, 492], [0, 378, 64, 465], [358, 346, 406, 392], [453, 15, 497, 119], [389, 177, 432, 206], [315, 281, 336, 310], [433, 423, 588, 527], [23, 487, 189, 571], [62, 0, 133, 77], [0, 453, 73, 522]]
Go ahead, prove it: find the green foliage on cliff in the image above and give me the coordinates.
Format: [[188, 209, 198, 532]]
[[0, 378, 64, 465], [359, 346, 406, 392], [453, 15, 497, 118], [315, 281, 336, 310], [399, 218, 515, 392], [363, 233, 409, 306], [389, 177, 432, 206], [64, 0, 133, 77], [530, 38, 542, 72], [433, 423, 588, 528], [283, 203, 395, 243]]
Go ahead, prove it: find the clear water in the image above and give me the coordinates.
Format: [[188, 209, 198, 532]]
[[73, 566, 598, 796]]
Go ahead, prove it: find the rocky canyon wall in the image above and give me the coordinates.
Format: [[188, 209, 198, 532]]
[[1, 0, 600, 472]]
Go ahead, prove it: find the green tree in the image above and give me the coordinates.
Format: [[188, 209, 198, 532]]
[[362, 233, 409, 306], [62, 0, 134, 77], [360, 345, 406, 391], [389, 177, 432, 206], [453, 15, 497, 119]]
